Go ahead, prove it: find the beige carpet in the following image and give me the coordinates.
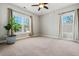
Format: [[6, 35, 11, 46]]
[[0, 37, 79, 56]]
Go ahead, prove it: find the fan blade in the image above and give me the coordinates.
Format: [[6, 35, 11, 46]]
[[44, 6, 48, 9], [32, 5, 39, 6], [44, 3, 48, 4], [38, 8, 41, 11]]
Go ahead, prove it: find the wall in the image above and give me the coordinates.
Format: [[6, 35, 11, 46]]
[[0, 3, 39, 39], [39, 11, 59, 38], [32, 15, 39, 36], [39, 4, 79, 40], [0, 3, 79, 40]]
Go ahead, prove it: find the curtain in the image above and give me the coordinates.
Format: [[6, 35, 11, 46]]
[[30, 16, 33, 36], [7, 8, 13, 35], [8, 8, 12, 23]]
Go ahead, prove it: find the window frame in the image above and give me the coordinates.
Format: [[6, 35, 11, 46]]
[[12, 10, 32, 35]]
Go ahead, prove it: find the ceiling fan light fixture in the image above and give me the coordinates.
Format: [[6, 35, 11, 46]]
[[39, 4, 44, 8], [32, 3, 48, 11]]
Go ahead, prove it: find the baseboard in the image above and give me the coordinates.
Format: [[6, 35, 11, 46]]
[[32, 33, 40, 37], [16, 33, 39, 40], [40, 34, 59, 39], [0, 40, 6, 43]]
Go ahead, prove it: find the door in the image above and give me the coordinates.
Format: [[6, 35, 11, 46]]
[[60, 11, 75, 40]]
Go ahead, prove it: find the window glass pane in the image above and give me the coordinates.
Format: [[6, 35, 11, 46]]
[[14, 16, 22, 32], [23, 17, 29, 32], [12, 11, 30, 34]]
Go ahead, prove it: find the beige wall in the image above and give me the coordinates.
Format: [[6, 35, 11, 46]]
[[39, 11, 59, 38], [0, 3, 39, 39], [39, 4, 79, 40]]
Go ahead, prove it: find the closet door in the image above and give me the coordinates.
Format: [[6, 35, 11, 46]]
[[60, 11, 75, 40]]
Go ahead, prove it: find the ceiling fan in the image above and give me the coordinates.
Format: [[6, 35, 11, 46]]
[[32, 3, 48, 11]]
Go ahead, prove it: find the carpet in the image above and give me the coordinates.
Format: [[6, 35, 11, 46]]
[[0, 37, 79, 56]]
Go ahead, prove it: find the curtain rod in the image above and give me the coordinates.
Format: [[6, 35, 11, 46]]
[[8, 8, 32, 17], [58, 10, 75, 15]]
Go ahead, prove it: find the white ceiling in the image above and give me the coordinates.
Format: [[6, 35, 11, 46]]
[[13, 3, 75, 15]]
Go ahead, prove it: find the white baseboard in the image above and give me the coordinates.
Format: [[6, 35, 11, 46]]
[[16, 33, 39, 40], [0, 40, 6, 43], [32, 33, 39, 37], [40, 34, 79, 43], [40, 34, 59, 39]]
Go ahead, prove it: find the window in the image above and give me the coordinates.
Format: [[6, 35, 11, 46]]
[[12, 11, 31, 35]]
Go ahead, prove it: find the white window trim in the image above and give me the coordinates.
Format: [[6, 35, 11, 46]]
[[12, 10, 31, 35]]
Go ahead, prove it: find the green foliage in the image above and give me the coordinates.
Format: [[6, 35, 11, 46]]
[[4, 24, 11, 31], [4, 16, 22, 36], [9, 17, 22, 32], [13, 23, 22, 32]]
